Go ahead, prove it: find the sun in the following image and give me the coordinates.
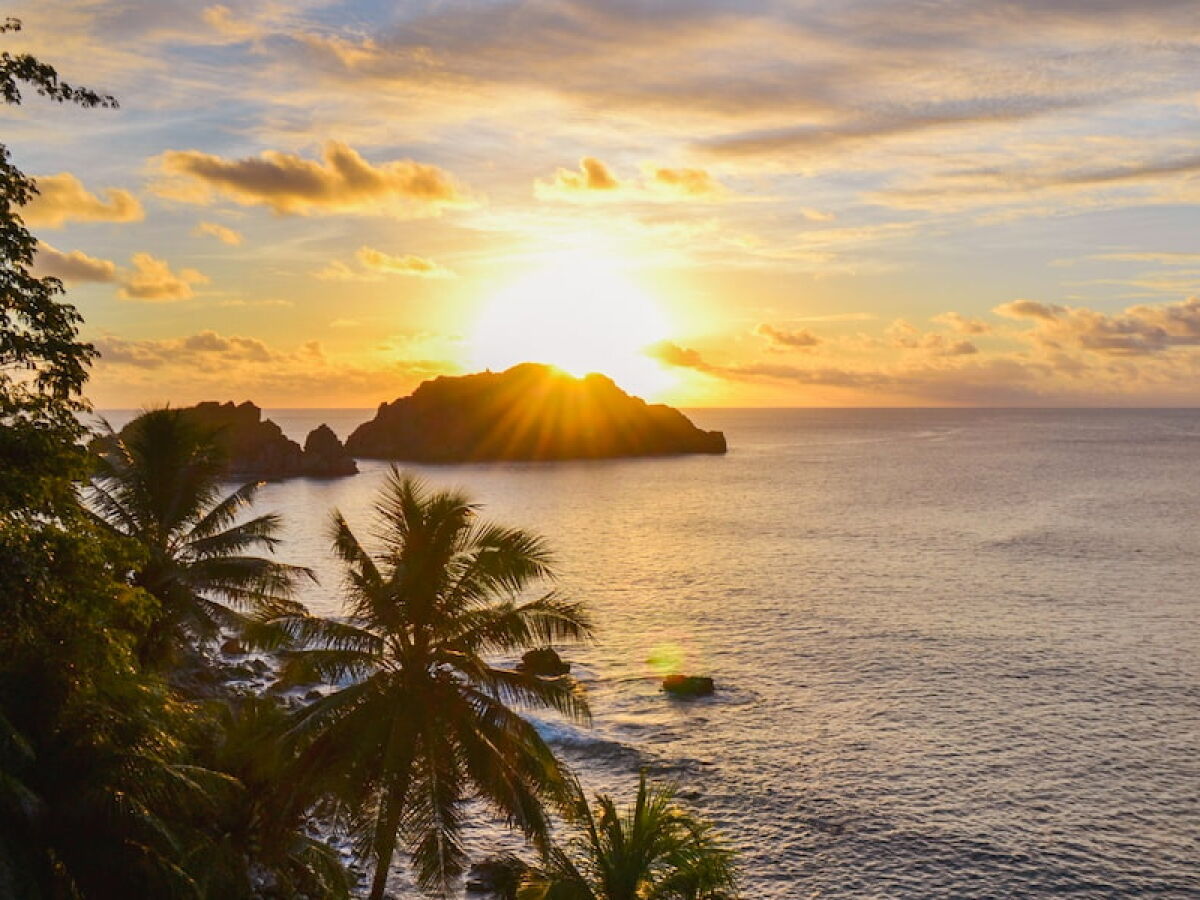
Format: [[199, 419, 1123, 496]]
[[467, 252, 678, 398]]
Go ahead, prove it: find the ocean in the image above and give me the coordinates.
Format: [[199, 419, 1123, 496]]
[[98, 408, 1200, 897]]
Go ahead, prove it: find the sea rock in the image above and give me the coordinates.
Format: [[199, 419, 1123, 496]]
[[185, 401, 305, 478], [662, 674, 715, 698], [517, 648, 570, 677], [301, 423, 359, 477], [104, 402, 357, 480], [344, 363, 727, 462], [220, 637, 245, 656], [465, 854, 530, 898]]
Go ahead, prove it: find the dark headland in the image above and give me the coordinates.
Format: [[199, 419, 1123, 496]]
[[103, 401, 358, 479], [345, 363, 727, 462]]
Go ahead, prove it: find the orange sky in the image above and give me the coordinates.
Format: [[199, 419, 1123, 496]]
[[8, 1, 1200, 407]]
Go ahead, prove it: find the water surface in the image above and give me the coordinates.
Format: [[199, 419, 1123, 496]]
[[102, 408, 1200, 897]]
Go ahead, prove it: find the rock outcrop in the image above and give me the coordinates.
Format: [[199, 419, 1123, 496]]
[[662, 674, 715, 697], [517, 648, 571, 677], [465, 854, 530, 898], [108, 402, 358, 480], [301, 423, 359, 477], [345, 363, 727, 462]]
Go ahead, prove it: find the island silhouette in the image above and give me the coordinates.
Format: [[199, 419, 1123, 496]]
[[346, 362, 727, 462]]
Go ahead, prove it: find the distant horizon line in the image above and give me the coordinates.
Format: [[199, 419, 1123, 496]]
[[89, 405, 1200, 412]]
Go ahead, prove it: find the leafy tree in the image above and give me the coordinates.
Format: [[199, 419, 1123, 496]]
[[190, 696, 353, 899], [0, 504, 223, 898], [519, 774, 740, 900], [260, 469, 594, 899], [0, 27, 345, 898], [0, 16, 114, 517], [90, 408, 314, 669]]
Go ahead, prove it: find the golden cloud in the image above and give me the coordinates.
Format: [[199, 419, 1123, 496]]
[[996, 296, 1200, 355], [314, 247, 453, 281], [932, 311, 991, 334], [23, 173, 143, 228], [356, 246, 454, 278], [90, 329, 457, 407], [155, 141, 471, 216], [886, 319, 978, 356], [32, 242, 118, 283], [194, 221, 243, 245], [646, 166, 726, 199], [535, 157, 727, 203], [754, 323, 822, 349], [118, 252, 209, 301]]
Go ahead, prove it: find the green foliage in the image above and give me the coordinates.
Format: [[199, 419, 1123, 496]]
[[0, 23, 354, 898], [0, 512, 209, 899], [91, 408, 314, 668], [519, 774, 740, 900], [259, 469, 594, 899], [0, 18, 113, 519]]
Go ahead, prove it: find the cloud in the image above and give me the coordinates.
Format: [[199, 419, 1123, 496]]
[[995, 299, 1065, 321], [201, 4, 260, 40], [118, 252, 209, 301], [155, 141, 470, 216], [315, 247, 453, 281], [32, 242, 118, 283], [312, 259, 367, 282], [646, 341, 711, 370], [646, 166, 726, 199], [648, 340, 886, 387], [932, 311, 991, 334], [356, 246, 454, 278], [754, 323, 822, 349], [32, 244, 210, 302], [996, 295, 1200, 355], [548, 157, 619, 193], [91, 329, 458, 406], [22, 174, 143, 228], [194, 221, 243, 245], [96, 330, 279, 369], [535, 157, 727, 202], [886, 320, 978, 356]]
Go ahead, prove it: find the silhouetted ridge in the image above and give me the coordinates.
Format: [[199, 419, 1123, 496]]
[[345, 363, 726, 462], [114, 402, 358, 479]]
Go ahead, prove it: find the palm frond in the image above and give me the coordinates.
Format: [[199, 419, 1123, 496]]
[[187, 480, 263, 540], [447, 592, 594, 655]]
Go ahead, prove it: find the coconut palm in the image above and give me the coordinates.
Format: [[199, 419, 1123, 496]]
[[259, 469, 593, 899], [519, 774, 739, 900], [197, 697, 352, 899], [89, 408, 311, 668]]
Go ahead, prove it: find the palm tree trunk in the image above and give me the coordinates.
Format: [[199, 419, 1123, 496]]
[[367, 784, 408, 900]]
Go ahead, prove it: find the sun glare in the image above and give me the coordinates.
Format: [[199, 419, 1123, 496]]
[[468, 252, 677, 399]]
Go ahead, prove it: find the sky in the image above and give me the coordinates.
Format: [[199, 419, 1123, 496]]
[[7, 0, 1200, 407]]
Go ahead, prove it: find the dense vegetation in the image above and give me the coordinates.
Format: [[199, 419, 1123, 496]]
[[0, 22, 739, 899]]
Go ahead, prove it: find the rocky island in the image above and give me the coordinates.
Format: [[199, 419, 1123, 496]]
[[107, 402, 358, 479], [345, 363, 726, 462]]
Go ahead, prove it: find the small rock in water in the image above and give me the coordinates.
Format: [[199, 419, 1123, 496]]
[[304, 689, 323, 701], [517, 647, 570, 677], [465, 854, 529, 897], [662, 674, 715, 697], [220, 637, 245, 656]]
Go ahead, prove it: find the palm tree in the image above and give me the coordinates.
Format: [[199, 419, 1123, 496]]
[[197, 697, 352, 898], [519, 774, 740, 900], [89, 408, 311, 668], [259, 468, 594, 899]]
